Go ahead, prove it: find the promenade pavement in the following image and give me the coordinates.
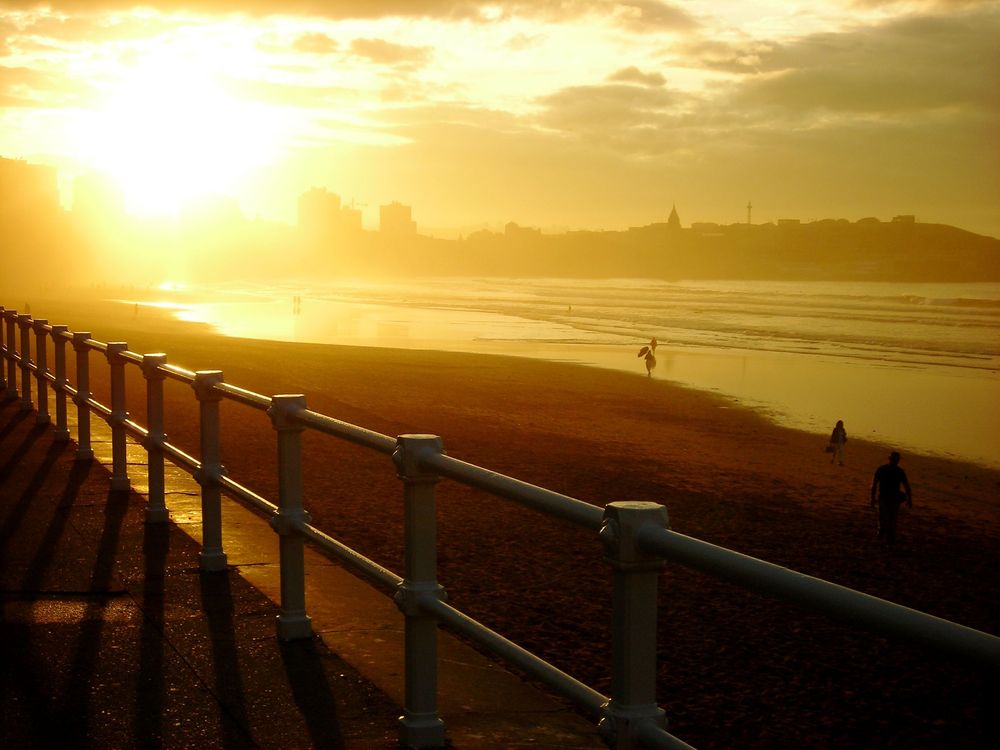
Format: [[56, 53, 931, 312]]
[[0, 393, 605, 749]]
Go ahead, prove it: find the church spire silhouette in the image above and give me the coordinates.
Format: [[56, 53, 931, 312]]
[[667, 202, 680, 230]]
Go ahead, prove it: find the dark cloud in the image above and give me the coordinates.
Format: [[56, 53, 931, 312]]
[[695, 9, 1000, 116], [350, 38, 431, 68], [607, 65, 665, 87]]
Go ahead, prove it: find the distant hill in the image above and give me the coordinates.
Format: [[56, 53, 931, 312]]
[[324, 219, 1000, 282]]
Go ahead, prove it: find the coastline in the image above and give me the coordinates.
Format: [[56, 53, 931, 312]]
[[9, 293, 999, 748], [122, 284, 1000, 470]]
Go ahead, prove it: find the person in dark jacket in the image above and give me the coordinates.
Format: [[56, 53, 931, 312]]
[[870, 451, 912, 545], [829, 420, 847, 465]]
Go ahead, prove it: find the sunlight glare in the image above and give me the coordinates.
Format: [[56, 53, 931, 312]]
[[77, 58, 284, 217]]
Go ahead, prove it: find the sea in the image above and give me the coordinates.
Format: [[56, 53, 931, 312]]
[[143, 277, 1000, 470]]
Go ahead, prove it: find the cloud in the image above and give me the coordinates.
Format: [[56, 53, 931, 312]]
[[221, 76, 357, 110], [349, 38, 432, 68], [613, 1, 697, 32], [292, 32, 338, 54], [0, 64, 93, 107], [607, 66, 665, 87], [536, 82, 692, 156], [697, 8, 1000, 117], [2, 1, 695, 25], [849, 0, 991, 8]]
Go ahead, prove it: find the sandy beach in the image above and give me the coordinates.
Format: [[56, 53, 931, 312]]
[[16, 294, 1000, 749]]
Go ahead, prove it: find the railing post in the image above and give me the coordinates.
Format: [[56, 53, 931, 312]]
[[17, 314, 32, 411], [192, 370, 228, 572], [32, 319, 50, 425], [0, 307, 6, 393], [71, 332, 93, 460], [267, 394, 313, 641], [4, 310, 18, 397], [50, 326, 71, 440], [105, 342, 131, 491], [598, 501, 669, 750], [392, 434, 447, 750], [141, 353, 169, 523]]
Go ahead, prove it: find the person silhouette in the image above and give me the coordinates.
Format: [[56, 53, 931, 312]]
[[637, 336, 659, 376], [829, 419, 847, 465], [637, 344, 656, 377], [870, 451, 912, 545]]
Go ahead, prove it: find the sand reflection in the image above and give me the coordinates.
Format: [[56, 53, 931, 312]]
[[165, 291, 999, 470]]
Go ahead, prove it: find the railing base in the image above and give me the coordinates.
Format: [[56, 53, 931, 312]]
[[144, 507, 170, 524], [110, 476, 130, 492], [199, 550, 228, 572], [398, 714, 446, 750], [35, 413, 50, 425], [276, 613, 313, 641], [54, 428, 70, 441], [75, 447, 93, 461]]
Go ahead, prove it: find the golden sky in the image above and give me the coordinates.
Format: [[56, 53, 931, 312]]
[[1, 0, 998, 236]]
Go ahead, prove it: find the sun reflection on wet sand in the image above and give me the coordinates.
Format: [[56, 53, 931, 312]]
[[155, 290, 1000, 470]]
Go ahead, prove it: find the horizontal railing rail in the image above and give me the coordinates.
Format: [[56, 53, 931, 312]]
[[1, 304, 996, 750]]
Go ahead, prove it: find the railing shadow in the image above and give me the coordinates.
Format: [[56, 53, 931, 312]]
[[19, 452, 89, 593], [0, 422, 62, 563], [135, 521, 170, 749], [60, 487, 130, 738], [198, 571, 254, 749], [0, 415, 89, 747], [279, 639, 348, 750], [0, 395, 30, 442], [0, 416, 47, 488]]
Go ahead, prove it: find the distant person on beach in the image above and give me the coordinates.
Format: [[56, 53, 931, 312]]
[[870, 451, 912, 545], [637, 341, 657, 377], [828, 420, 847, 465]]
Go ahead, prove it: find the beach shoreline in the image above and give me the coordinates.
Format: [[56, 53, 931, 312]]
[[7, 292, 999, 748], [121, 282, 1000, 470]]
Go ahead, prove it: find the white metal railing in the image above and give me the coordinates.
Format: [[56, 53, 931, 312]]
[[1, 304, 997, 750]]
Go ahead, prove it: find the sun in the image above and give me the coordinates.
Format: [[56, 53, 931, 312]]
[[76, 57, 282, 216]]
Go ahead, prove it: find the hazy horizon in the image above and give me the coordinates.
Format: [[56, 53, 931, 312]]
[[1, 1, 998, 237]]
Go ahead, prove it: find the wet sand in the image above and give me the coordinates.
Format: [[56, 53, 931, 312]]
[[19, 295, 1000, 749]]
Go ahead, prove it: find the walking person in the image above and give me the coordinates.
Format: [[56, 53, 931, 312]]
[[828, 419, 847, 465], [870, 451, 912, 545]]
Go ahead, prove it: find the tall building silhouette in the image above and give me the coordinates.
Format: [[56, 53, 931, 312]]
[[298, 187, 341, 232], [380, 201, 416, 235], [0, 156, 59, 221]]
